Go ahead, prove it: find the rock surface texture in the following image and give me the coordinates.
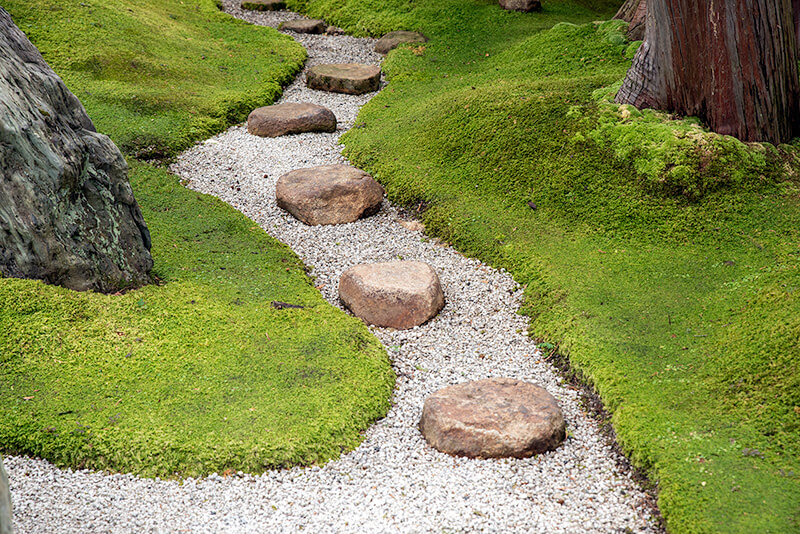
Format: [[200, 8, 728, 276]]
[[280, 19, 327, 34], [374, 31, 428, 55], [339, 261, 445, 329], [306, 63, 381, 95], [247, 102, 336, 137], [241, 0, 285, 10], [276, 164, 384, 225], [0, 8, 153, 293], [0, 456, 11, 534], [499, 0, 542, 12], [419, 378, 566, 458]]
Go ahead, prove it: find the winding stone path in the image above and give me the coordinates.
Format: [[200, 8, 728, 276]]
[[4, 3, 661, 533]]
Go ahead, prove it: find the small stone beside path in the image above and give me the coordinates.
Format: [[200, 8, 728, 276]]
[[307, 63, 381, 95], [339, 261, 445, 329], [241, 0, 285, 11], [247, 102, 336, 138], [419, 378, 566, 458], [279, 19, 328, 34], [374, 31, 428, 55], [276, 164, 384, 225], [499, 0, 542, 12]]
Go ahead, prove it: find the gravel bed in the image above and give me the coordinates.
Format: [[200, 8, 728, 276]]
[[5, 4, 661, 533]]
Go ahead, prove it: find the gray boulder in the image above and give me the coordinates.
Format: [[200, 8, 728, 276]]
[[0, 456, 11, 534], [0, 8, 153, 293]]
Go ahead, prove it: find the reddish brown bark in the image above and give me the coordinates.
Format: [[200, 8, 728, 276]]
[[616, 0, 800, 145], [613, 0, 646, 41]]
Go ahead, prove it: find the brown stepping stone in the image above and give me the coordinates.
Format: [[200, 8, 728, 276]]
[[499, 0, 542, 12], [306, 64, 381, 95], [374, 31, 428, 55], [247, 102, 336, 138], [276, 164, 384, 225], [279, 19, 327, 34], [241, 0, 285, 11], [339, 261, 444, 329], [419, 378, 566, 458]]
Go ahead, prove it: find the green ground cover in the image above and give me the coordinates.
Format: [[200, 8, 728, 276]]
[[287, 0, 800, 531], [5, 0, 306, 159], [0, 0, 394, 476]]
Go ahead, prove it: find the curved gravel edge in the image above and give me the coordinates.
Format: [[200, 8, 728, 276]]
[[5, 4, 662, 533]]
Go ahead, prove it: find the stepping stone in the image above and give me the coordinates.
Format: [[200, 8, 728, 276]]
[[374, 31, 428, 55], [339, 261, 444, 329], [419, 378, 566, 458], [279, 19, 327, 34], [306, 64, 381, 95], [499, 0, 542, 12], [241, 0, 285, 11], [276, 164, 384, 225], [247, 102, 336, 138]]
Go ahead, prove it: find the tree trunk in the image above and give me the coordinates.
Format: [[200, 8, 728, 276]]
[[616, 0, 800, 145], [613, 0, 646, 41], [794, 0, 800, 50]]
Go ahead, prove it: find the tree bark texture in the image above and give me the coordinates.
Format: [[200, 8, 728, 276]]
[[616, 0, 800, 145], [613, 0, 647, 41]]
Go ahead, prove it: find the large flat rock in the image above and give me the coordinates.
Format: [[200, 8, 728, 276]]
[[306, 64, 381, 95], [0, 7, 153, 293], [339, 261, 444, 329], [374, 31, 428, 55], [280, 19, 327, 34], [241, 0, 285, 10], [247, 102, 336, 137], [419, 378, 566, 458], [276, 164, 384, 225]]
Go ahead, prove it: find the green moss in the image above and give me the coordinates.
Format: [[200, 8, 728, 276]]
[[284, 2, 800, 530], [0, 161, 394, 477], [4, 0, 306, 158], [1, 0, 394, 477]]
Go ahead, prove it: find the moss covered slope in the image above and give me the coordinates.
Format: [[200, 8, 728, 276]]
[[0, 0, 394, 477], [287, 0, 800, 531], [4, 0, 306, 158]]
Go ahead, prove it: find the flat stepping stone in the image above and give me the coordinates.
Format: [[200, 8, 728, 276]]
[[339, 261, 444, 329], [279, 19, 327, 34], [276, 164, 384, 225], [374, 31, 428, 55], [241, 0, 285, 10], [247, 102, 336, 138], [306, 64, 381, 95], [499, 0, 542, 12], [419, 378, 566, 458]]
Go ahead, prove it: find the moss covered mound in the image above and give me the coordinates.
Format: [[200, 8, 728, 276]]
[[287, 0, 800, 531], [0, 0, 394, 477], [0, 161, 394, 478], [4, 0, 306, 159]]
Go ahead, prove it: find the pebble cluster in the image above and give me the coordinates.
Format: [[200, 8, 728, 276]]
[[5, 4, 661, 532]]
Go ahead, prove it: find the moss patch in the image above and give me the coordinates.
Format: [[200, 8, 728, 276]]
[[4, 0, 306, 159], [286, 1, 800, 531], [0, 161, 394, 477]]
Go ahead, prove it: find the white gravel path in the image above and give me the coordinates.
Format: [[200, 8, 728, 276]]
[[5, 4, 661, 533]]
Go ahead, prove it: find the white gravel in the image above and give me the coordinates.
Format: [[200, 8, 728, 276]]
[[5, 4, 661, 533]]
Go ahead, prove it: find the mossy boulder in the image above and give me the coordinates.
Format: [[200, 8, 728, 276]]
[[0, 7, 152, 293]]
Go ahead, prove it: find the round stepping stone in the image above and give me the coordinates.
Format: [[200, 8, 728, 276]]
[[276, 164, 384, 225], [339, 261, 444, 329], [499, 0, 542, 12], [247, 102, 336, 138], [241, 0, 285, 10], [306, 64, 381, 95], [374, 31, 428, 55], [279, 19, 327, 34], [419, 378, 566, 458]]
